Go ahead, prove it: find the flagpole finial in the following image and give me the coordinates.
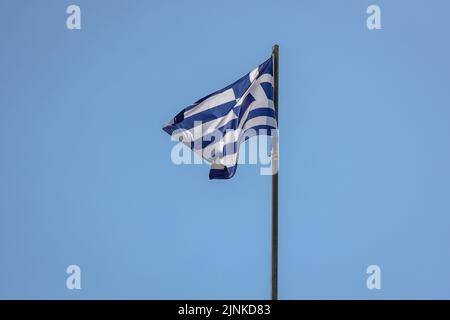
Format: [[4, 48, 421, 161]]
[[272, 44, 279, 54]]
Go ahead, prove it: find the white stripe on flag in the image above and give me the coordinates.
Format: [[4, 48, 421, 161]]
[[184, 88, 236, 119]]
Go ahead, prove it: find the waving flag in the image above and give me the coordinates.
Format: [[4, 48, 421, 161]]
[[162, 56, 277, 179]]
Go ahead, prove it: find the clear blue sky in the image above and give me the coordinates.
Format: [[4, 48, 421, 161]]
[[1, 0, 450, 299]]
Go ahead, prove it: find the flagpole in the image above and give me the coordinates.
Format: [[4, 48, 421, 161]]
[[271, 44, 279, 300]]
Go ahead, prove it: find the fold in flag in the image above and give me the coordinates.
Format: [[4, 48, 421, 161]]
[[163, 57, 277, 179]]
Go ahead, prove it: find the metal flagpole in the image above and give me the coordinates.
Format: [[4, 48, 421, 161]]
[[271, 44, 279, 300]]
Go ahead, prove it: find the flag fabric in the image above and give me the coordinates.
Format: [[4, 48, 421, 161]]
[[163, 56, 277, 179]]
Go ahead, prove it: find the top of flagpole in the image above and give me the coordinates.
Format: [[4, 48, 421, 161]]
[[271, 44, 279, 121], [272, 45, 279, 63]]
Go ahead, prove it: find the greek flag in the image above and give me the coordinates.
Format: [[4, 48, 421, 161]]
[[163, 56, 277, 179]]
